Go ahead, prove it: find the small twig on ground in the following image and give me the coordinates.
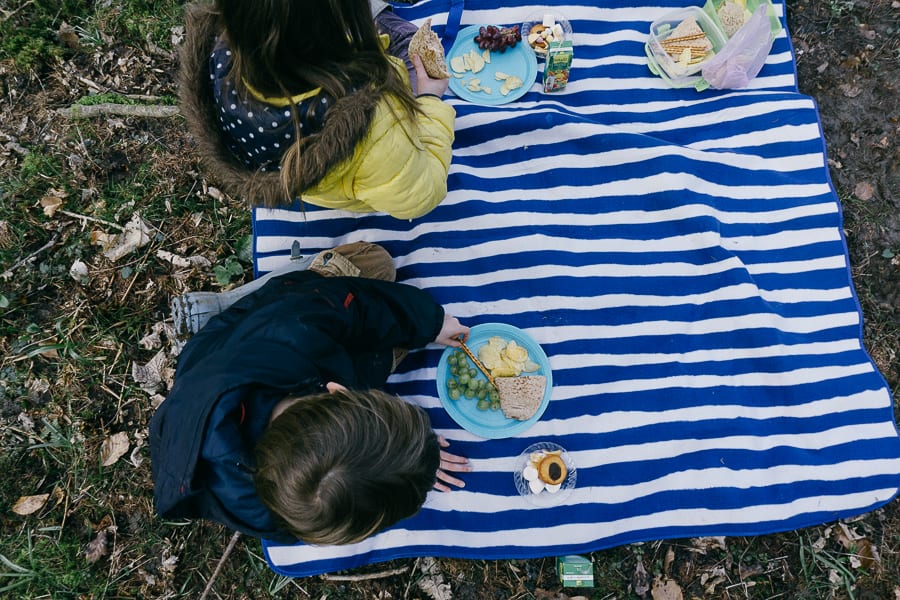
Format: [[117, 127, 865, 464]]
[[74, 75, 169, 103], [58, 209, 125, 231], [403, 557, 421, 599], [0, 0, 34, 21], [75, 75, 105, 93], [198, 531, 241, 600], [55, 103, 180, 119], [323, 566, 409, 582], [0, 232, 60, 280]]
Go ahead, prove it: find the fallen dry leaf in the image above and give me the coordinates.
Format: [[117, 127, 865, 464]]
[[690, 536, 728, 553], [156, 249, 212, 269], [663, 546, 675, 575], [701, 566, 728, 594], [132, 349, 174, 394], [129, 428, 148, 468], [651, 576, 684, 600], [633, 560, 650, 596], [839, 83, 862, 98], [854, 181, 875, 201], [417, 557, 452, 600], [57, 22, 79, 49], [96, 213, 153, 262], [834, 522, 881, 570], [0, 220, 11, 249], [40, 195, 64, 217], [69, 259, 89, 284], [100, 431, 130, 467], [12, 493, 50, 516], [84, 527, 110, 563], [139, 321, 175, 350]]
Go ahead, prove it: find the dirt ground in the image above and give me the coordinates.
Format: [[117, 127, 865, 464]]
[[0, 0, 897, 598], [788, 0, 899, 384]]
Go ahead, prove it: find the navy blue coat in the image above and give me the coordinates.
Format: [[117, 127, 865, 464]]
[[149, 270, 445, 541]]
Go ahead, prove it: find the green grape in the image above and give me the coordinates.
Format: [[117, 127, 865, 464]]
[[450, 366, 459, 376], [458, 373, 471, 386], [490, 400, 501, 411], [447, 354, 458, 366], [449, 388, 461, 400], [464, 386, 476, 399], [447, 379, 458, 389], [468, 368, 478, 378], [477, 388, 488, 400], [476, 399, 491, 411]]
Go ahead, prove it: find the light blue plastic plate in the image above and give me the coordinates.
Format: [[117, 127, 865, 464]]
[[437, 323, 552, 439], [446, 25, 538, 106]]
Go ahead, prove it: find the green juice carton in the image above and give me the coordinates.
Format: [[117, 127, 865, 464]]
[[557, 555, 594, 587], [543, 40, 574, 92]]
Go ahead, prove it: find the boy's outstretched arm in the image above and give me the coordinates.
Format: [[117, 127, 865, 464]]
[[433, 313, 469, 347]]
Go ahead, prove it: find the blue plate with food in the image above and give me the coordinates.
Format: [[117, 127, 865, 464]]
[[446, 25, 538, 106], [436, 323, 552, 439]]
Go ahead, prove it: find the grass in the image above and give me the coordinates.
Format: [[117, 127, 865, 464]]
[[0, 0, 182, 70], [1, 0, 898, 598]]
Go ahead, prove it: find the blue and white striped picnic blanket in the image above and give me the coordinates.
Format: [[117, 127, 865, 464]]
[[255, 0, 900, 577]]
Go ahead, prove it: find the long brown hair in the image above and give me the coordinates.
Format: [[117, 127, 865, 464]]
[[254, 389, 440, 545], [215, 0, 421, 198]]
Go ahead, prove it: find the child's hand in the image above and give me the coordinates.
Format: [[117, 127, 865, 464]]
[[434, 313, 469, 347], [433, 436, 471, 492], [412, 54, 450, 98]]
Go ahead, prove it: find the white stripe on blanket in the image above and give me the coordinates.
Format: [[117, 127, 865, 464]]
[[252, 0, 900, 577]]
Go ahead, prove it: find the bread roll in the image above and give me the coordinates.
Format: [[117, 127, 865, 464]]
[[408, 18, 450, 79]]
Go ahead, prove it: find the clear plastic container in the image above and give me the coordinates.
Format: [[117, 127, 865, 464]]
[[645, 6, 728, 90], [703, 0, 782, 40], [522, 11, 573, 58]]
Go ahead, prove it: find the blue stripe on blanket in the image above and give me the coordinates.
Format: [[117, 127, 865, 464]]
[[255, 0, 900, 577]]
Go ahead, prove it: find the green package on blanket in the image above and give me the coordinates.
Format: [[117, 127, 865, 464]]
[[543, 40, 573, 92]]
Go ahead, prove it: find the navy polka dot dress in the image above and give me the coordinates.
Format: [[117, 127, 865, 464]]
[[209, 38, 334, 172]]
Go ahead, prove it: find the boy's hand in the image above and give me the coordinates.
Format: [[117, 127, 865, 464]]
[[412, 54, 450, 98], [434, 313, 469, 347], [433, 436, 471, 492]]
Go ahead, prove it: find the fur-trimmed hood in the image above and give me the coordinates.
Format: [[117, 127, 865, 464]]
[[177, 1, 378, 208]]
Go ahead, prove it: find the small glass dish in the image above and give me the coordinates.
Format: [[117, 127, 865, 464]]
[[513, 441, 577, 506], [521, 11, 573, 57]]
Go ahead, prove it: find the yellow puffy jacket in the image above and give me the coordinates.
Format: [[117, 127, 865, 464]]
[[178, 2, 455, 219], [302, 56, 456, 219]]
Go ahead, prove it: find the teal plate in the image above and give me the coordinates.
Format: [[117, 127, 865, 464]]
[[446, 25, 538, 106], [437, 323, 552, 439]]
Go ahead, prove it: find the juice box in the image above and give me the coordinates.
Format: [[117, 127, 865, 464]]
[[557, 555, 594, 587], [543, 40, 573, 92]]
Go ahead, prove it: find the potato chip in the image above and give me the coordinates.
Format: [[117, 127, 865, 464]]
[[506, 340, 528, 362], [478, 335, 536, 378], [466, 49, 486, 74], [488, 336, 507, 349], [492, 365, 517, 378], [450, 55, 467, 73], [478, 344, 502, 369]]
